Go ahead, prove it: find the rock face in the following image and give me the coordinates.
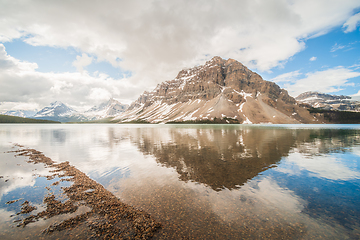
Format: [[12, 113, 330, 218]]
[[296, 91, 360, 111], [115, 56, 317, 124]]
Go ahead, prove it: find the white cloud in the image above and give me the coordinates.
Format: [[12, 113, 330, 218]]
[[87, 87, 112, 102], [0, 102, 39, 112], [72, 53, 93, 72], [0, 44, 142, 111], [0, 1, 359, 77], [331, 43, 346, 52], [309, 56, 317, 61], [0, 1, 360, 109], [0, 44, 38, 72], [350, 90, 360, 100], [343, 12, 360, 32], [271, 70, 302, 83], [275, 67, 360, 97]]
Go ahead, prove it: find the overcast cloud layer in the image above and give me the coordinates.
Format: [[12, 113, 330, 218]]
[[0, 0, 360, 110]]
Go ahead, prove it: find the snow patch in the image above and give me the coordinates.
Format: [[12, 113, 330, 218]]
[[239, 102, 245, 112], [233, 89, 252, 100], [242, 117, 252, 124]]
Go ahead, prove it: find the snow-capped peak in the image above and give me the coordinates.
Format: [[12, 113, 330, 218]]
[[84, 98, 128, 119], [34, 101, 76, 118]]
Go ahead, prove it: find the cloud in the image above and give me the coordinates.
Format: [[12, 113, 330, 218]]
[[350, 90, 360, 100], [274, 67, 360, 97], [0, 44, 38, 71], [87, 87, 112, 102], [72, 53, 93, 72], [0, 1, 359, 80], [309, 56, 317, 61], [343, 12, 360, 32], [271, 70, 301, 83], [0, 44, 143, 111], [0, 102, 39, 112], [331, 43, 346, 52], [0, 1, 360, 109]]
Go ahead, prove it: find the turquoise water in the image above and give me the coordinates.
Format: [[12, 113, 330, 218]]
[[1, 124, 360, 239]]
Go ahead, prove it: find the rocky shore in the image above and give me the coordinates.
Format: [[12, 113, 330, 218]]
[[7, 145, 161, 239]]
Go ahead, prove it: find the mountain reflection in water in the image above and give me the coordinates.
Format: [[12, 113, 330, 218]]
[[1, 124, 360, 239], [130, 126, 360, 191]]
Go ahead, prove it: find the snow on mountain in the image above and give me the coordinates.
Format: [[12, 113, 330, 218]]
[[29, 99, 128, 122], [296, 92, 360, 111], [84, 98, 128, 120], [34, 101, 76, 118], [32, 101, 85, 122], [114, 56, 318, 124], [2, 110, 37, 118]]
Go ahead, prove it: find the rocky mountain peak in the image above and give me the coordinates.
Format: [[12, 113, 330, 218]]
[[130, 56, 294, 109], [210, 55, 225, 63], [116, 57, 317, 124]]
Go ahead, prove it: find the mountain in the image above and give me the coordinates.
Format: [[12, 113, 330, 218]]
[[84, 98, 128, 120], [30, 99, 128, 122], [295, 91, 360, 111], [114, 56, 317, 124], [34, 101, 76, 118], [33, 101, 86, 122], [3, 110, 37, 118]]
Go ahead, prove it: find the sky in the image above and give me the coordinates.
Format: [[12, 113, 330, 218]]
[[0, 0, 360, 112]]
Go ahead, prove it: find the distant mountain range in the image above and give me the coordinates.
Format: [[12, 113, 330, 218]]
[[295, 91, 360, 111], [3, 110, 38, 118], [2, 57, 360, 124], [2, 99, 128, 122]]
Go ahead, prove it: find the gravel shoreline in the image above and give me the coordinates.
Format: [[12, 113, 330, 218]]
[[8, 144, 161, 239]]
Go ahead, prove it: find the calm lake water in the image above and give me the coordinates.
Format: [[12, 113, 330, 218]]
[[1, 124, 360, 239]]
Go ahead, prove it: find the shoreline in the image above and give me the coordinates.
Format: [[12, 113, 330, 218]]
[[7, 144, 161, 239]]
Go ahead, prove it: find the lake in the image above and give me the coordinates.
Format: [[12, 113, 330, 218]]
[[0, 124, 360, 239]]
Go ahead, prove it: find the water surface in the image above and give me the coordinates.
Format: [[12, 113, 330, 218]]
[[1, 124, 360, 239]]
